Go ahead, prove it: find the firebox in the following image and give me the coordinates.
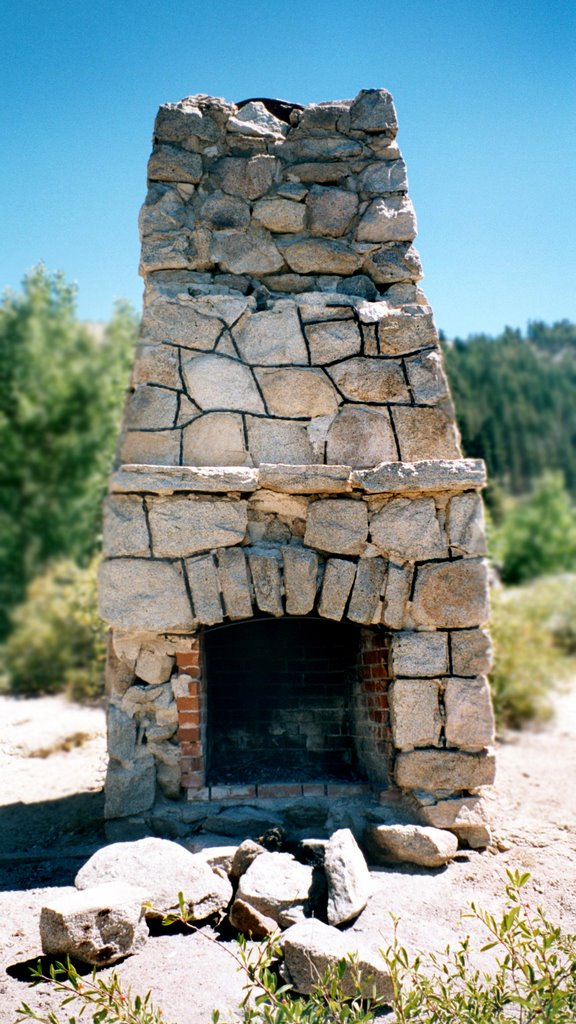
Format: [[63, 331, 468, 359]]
[[99, 90, 495, 834]]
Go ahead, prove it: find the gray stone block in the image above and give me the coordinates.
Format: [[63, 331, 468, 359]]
[[305, 498, 368, 555], [248, 551, 283, 616], [395, 749, 496, 795], [217, 547, 254, 620], [147, 495, 248, 557], [370, 497, 446, 562], [444, 676, 495, 751], [412, 559, 490, 629], [186, 553, 224, 625], [318, 558, 357, 620], [99, 559, 193, 631], [40, 882, 149, 965], [282, 547, 319, 615], [391, 631, 449, 677], [389, 679, 442, 751], [347, 557, 387, 624]]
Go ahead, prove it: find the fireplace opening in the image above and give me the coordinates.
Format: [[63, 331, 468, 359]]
[[205, 617, 363, 785]]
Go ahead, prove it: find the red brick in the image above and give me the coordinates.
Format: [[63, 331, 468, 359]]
[[257, 783, 302, 799], [176, 696, 200, 712], [176, 651, 200, 670], [302, 783, 326, 796], [210, 785, 257, 800], [326, 783, 370, 797]]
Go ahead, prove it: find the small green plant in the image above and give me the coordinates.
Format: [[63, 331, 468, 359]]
[[14, 957, 170, 1023], [15, 875, 576, 1024], [0, 556, 106, 701], [381, 869, 576, 1022]]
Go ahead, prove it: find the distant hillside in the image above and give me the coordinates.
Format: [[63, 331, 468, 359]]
[[442, 320, 576, 497]]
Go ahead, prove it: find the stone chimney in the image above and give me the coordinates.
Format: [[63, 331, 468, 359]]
[[99, 90, 495, 840]]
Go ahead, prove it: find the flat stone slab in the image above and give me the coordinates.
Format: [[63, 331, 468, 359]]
[[258, 463, 352, 493], [111, 465, 259, 493], [351, 458, 486, 493], [75, 837, 232, 920], [40, 882, 149, 965]]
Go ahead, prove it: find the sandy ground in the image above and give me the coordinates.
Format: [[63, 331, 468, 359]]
[[1, 687, 576, 1023]]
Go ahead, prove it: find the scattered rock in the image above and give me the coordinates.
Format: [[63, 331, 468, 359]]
[[229, 898, 278, 938], [324, 829, 372, 926], [235, 851, 314, 927], [40, 882, 149, 965], [75, 838, 232, 920], [282, 918, 393, 1000], [367, 824, 458, 867]]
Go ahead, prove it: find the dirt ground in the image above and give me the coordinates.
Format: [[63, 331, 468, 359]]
[[1, 686, 576, 1023]]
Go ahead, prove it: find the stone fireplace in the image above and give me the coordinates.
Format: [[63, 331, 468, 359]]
[[99, 89, 495, 841]]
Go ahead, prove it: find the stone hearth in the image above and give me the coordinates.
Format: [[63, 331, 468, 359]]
[[99, 90, 495, 840]]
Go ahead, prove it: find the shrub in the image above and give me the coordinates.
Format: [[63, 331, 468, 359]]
[[489, 575, 576, 728], [490, 474, 576, 584], [1, 557, 106, 702]]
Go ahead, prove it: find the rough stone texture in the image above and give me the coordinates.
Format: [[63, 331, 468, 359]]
[[182, 413, 252, 466], [99, 560, 193, 631], [306, 186, 359, 237], [406, 349, 450, 405], [182, 353, 264, 413], [135, 648, 174, 685], [256, 367, 339, 418], [75, 838, 232, 919], [324, 828, 372, 926], [412, 559, 490, 629], [102, 89, 494, 820], [147, 496, 247, 557], [186, 553, 223, 625], [230, 840, 266, 879], [444, 676, 495, 751], [40, 882, 149, 965], [305, 499, 368, 555], [305, 319, 362, 364], [282, 546, 319, 615], [119, 429, 180, 466], [389, 679, 442, 751], [447, 493, 487, 556], [234, 302, 308, 365], [419, 797, 492, 849], [229, 898, 277, 938], [104, 758, 157, 819], [103, 496, 150, 558], [351, 458, 486, 494], [450, 629, 493, 676], [326, 407, 397, 467], [283, 918, 393, 1000], [366, 824, 458, 867], [111, 464, 259, 494], [124, 385, 179, 431], [392, 405, 462, 461], [391, 632, 449, 678], [246, 417, 315, 465], [395, 749, 496, 795], [347, 557, 387, 624], [259, 463, 352, 493], [317, 557, 357, 621], [370, 497, 445, 562], [248, 551, 283, 616], [217, 547, 254, 620], [235, 851, 314, 927], [253, 197, 306, 233], [328, 357, 409, 403]]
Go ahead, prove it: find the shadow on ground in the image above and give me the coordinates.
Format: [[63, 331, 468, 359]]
[[0, 790, 106, 890]]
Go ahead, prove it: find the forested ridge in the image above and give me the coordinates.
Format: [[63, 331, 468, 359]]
[[443, 320, 576, 497]]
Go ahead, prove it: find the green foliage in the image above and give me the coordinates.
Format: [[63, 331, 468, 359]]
[[0, 266, 136, 639], [489, 575, 576, 728], [0, 557, 106, 701], [443, 320, 576, 498], [217, 934, 384, 1024], [16, 875, 576, 1024], [490, 474, 576, 584], [382, 869, 576, 1022], [14, 957, 169, 1023]]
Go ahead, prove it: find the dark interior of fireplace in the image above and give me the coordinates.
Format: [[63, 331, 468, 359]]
[[205, 617, 363, 785]]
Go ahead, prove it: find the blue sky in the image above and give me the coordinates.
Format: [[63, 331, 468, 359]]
[[1, 0, 574, 337]]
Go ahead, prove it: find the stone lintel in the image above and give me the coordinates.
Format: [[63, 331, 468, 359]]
[[351, 458, 486, 493], [111, 459, 486, 498], [110, 464, 259, 494]]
